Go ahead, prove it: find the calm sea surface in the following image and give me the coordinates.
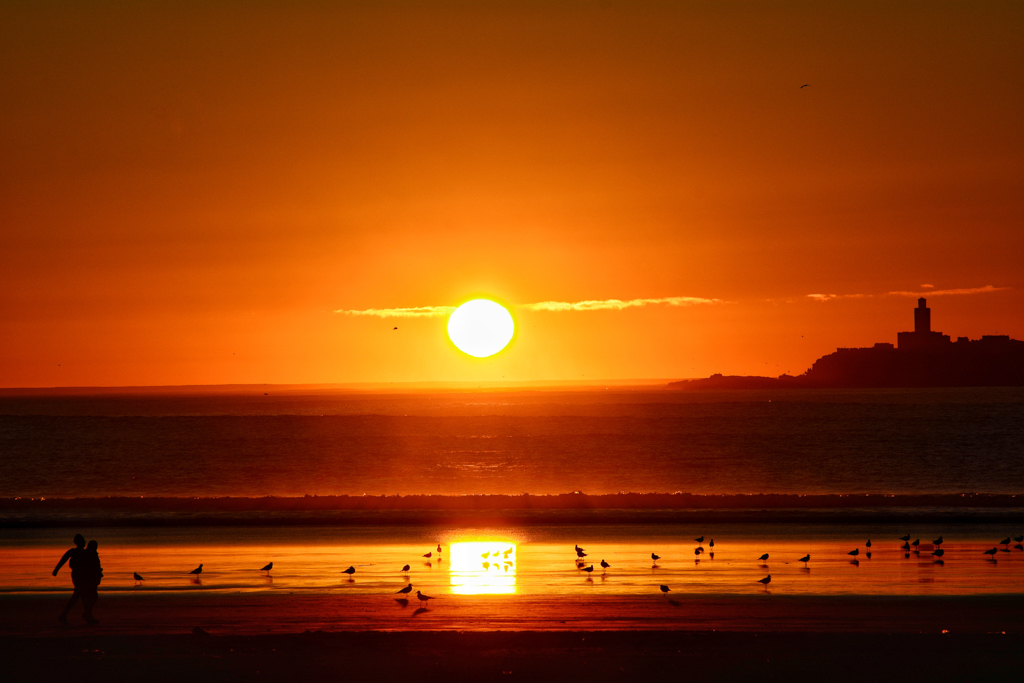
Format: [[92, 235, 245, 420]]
[[1, 387, 1022, 498]]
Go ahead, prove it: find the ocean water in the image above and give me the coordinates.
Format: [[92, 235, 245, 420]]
[[1, 387, 1023, 499]]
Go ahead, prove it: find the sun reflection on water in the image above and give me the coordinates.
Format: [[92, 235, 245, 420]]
[[449, 541, 516, 595]]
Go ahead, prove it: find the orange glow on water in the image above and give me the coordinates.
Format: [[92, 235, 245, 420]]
[[449, 541, 517, 595]]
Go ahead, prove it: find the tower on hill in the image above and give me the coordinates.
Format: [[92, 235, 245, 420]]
[[897, 298, 950, 350]]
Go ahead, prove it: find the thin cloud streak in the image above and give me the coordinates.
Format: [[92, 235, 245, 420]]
[[521, 296, 724, 312], [335, 295, 724, 318], [887, 285, 1008, 297]]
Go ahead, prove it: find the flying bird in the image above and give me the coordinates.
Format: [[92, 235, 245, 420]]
[[800, 84, 810, 88], [401, 564, 410, 572], [659, 585, 671, 593], [342, 566, 356, 575], [758, 575, 772, 588], [600, 559, 610, 569], [261, 562, 273, 573], [396, 584, 413, 595], [189, 564, 203, 575], [416, 590, 434, 604]]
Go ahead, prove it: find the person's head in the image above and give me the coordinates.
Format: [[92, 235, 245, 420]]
[[73, 534, 85, 548], [86, 540, 98, 552]]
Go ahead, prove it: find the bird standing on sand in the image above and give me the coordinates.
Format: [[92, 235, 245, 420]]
[[651, 553, 661, 562], [416, 590, 434, 604], [902, 542, 911, 551], [866, 540, 872, 549], [798, 554, 810, 566], [758, 554, 769, 564], [575, 545, 585, 553], [401, 564, 410, 572], [342, 566, 355, 575], [396, 584, 413, 595], [983, 547, 998, 557], [933, 536, 943, 546], [601, 559, 610, 569], [1000, 537, 1011, 546], [912, 539, 920, 548], [423, 552, 432, 559], [758, 575, 772, 589], [261, 562, 273, 574], [709, 539, 715, 549], [848, 548, 860, 557], [695, 536, 704, 543], [189, 564, 203, 575], [659, 585, 671, 593], [576, 548, 587, 559], [133, 572, 144, 585], [582, 565, 594, 573], [437, 544, 442, 553]]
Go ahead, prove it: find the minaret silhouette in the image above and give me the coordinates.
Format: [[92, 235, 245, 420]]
[[914, 298, 931, 333]]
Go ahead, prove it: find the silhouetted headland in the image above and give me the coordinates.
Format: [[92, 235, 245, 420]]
[[671, 299, 1024, 389]]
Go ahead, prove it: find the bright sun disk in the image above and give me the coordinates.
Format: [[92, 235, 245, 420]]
[[447, 299, 515, 358]]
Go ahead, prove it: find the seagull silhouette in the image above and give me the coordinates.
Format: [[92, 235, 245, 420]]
[[1000, 537, 1011, 545], [983, 547, 998, 557], [758, 575, 772, 589], [401, 564, 410, 572], [932, 536, 943, 546], [866, 540, 872, 549], [659, 585, 671, 593], [396, 584, 413, 595], [423, 552, 432, 559], [798, 554, 810, 566], [416, 590, 434, 604], [600, 559, 610, 569], [189, 564, 203, 575], [848, 548, 860, 557], [695, 536, 704, 543], [576, 548, 587, 558], [133, 572, 144, 584], [342, 566, 355, 575], [651, 553, 661, 562], [758, 553, 769, 563], [582, 565, 594, 573], [261, 562, 273, 573], [800, 84, 810, 88]]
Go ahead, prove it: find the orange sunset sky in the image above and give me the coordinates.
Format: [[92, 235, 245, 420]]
[[2, 2, 1022, 387]]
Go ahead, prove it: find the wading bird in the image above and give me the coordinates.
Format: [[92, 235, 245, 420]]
[[848, 548, 860, 557], [695, 536, 704, 543], [651, 553, 661, 562], [932, 536, 943, 546], [437, 544, 442, 553], [423, 552, 432, 559], [902, 542, 911, 551], [758, 554, 769, 563], [342, 566, 355, 575], [601, 559, 610, 569], [659, 585, 671, 593], [576, 548, 587, 558], [900, 534, 911, 542], [396, 584, 413, 595], [983, 547, 998, 557], [1000, 537, 1011, 546], [261, 562, 273, 574], [798, 554, 810, 566], [416, 590, 434, 604], [189, 564, 203, 575], [866, 540, 872, 549], [911, 539, 920, 548], [709, 539, 715, 549], [133, 572, 144, 585], [758, 575, 772, 589], [582, 565, 594, 573], [401, 564, 410, 572]]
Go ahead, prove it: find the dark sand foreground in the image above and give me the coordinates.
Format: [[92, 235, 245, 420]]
[[4, 593, 1023, 681]]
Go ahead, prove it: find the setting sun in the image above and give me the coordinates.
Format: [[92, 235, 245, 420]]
[[447, 299, 515, 358]]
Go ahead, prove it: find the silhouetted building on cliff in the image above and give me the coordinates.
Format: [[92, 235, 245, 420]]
[[671, 299, 1024, 389]]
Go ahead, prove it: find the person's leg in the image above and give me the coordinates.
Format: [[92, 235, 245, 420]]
[[58, 588, 81, 622], [83, 587, 98, 624]]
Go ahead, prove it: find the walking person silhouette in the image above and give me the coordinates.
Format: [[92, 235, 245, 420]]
[[52, 534, 88, 623]]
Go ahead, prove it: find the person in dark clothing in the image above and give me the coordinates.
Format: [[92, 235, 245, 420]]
[[53, 534, 88, 623], [80, 540, 103, 624]]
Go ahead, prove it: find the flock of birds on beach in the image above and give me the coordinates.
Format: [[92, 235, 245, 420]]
[[125, 534, 1024, 603]]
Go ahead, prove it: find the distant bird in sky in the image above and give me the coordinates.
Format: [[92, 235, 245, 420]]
[[416, 590, 434, 604], [401, 564, 410, 572], [932, 536, 943, 546], [848, 548, 860, 557], [758, 554, 769, 563], [133, 572, 144, 584], [651, 553, 661, 562], [659, 585, 671, 593], [342, 566, 355, 575], [393, 326, 398, 330], [582, 565, 594, 573], [900, 534, 911, 542], [600, 559, 610, 569], [799, 554, 810, 566], [261, 562, 273, 573], [189, 564, 203, 575], [800, 84, 809, 88], [695, 536, 704, 543], [396, 584, 413, 595], [758, 575, 772, 589], [983, 547, 998, 557]]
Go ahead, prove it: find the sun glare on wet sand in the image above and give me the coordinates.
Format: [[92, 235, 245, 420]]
[[449, 541, 517, 595]]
